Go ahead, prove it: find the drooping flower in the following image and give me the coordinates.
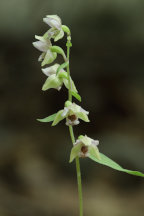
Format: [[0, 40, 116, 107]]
[[43, 15, 64, 42], [32, 35, 57, 66], [69, 135, 101, 162], [52, 101, 90, 126], [41, 64, 77, 92]]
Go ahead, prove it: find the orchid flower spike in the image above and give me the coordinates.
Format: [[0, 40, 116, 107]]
[[43, 15, 65, 42], [32, 35, 57, 66], [41, 64, 77, 92], [69, 135, 101, 162], [52, 101, 90, 126]]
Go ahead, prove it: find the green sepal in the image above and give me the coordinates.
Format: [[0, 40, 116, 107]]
[[35, 35, 45, 42], [54, 29, 64, 42], [42, 74, 63, 91], [37, 113, 57, 123], [50, 46, 66, 61], [88, 145, 101, 160], [69, 143, 83, 163], [56, 61, 69, 75], [77, 112, 90, 122], [43, 31, 49, 39], [71, 91, 81, 102], [41, 51, 57, 67], [52, 110, 65, 126], [89, 153, 144, 177]]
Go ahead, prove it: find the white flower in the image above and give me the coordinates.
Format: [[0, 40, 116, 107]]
[[43, 15, 64, 42], [52, 101, 89, 126], [43, 15, 62, 30], [42, 64, 59, 76], [32, 35, 57, 66], [41, 64, 77, 92], [69, 135, 101, 162], [32, 36, 51, 52]]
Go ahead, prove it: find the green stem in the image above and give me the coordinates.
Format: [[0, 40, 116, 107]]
[[69, 126, 83, 216], [66, 41, 83, 216], [66, 42, 72, 101]]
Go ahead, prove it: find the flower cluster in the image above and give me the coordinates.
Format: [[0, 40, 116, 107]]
[[33, 18, 144, 213], [33, 15, 100, 162]]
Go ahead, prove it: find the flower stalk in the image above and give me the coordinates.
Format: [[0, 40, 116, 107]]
[[66, 38, 83, 216]]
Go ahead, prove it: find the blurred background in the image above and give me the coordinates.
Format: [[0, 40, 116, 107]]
[[0, 0, 144, 215]]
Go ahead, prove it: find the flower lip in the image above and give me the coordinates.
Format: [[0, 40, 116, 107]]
[[66, 118, 79, 126], [68, 114, 77, 121], [81, 146, 88, 155]]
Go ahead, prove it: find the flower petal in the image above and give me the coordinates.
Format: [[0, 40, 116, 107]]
[[76, 111, 90, 122], [42, 74, 63, 91], [42, 64, 60, 76], [52, 110, 65, 126], [54, 29, 64, 41], [43, 15, 61, 30], [91, 140, 99, 146], [35, 35, 46, 42], [41, 50, 57, 66], [88, 145, 101, 160], [61, 107, 69, 117], [38, 53, 45, 62], [33, 41, 48, 52], [69, 142, 83, 162], [79, 135, 92, 146]]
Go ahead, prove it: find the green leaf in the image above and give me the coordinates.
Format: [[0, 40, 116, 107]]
[[37, 113, 57, 123], [89, 153, 144, 177], [71, 91, 81, 102], [56, 61, 69, 75]]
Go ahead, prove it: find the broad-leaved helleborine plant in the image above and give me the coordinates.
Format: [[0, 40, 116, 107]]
[[33, 15, 144, 216]]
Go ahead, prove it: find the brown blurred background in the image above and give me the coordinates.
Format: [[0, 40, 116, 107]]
[[0, 0, 144, 215]]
